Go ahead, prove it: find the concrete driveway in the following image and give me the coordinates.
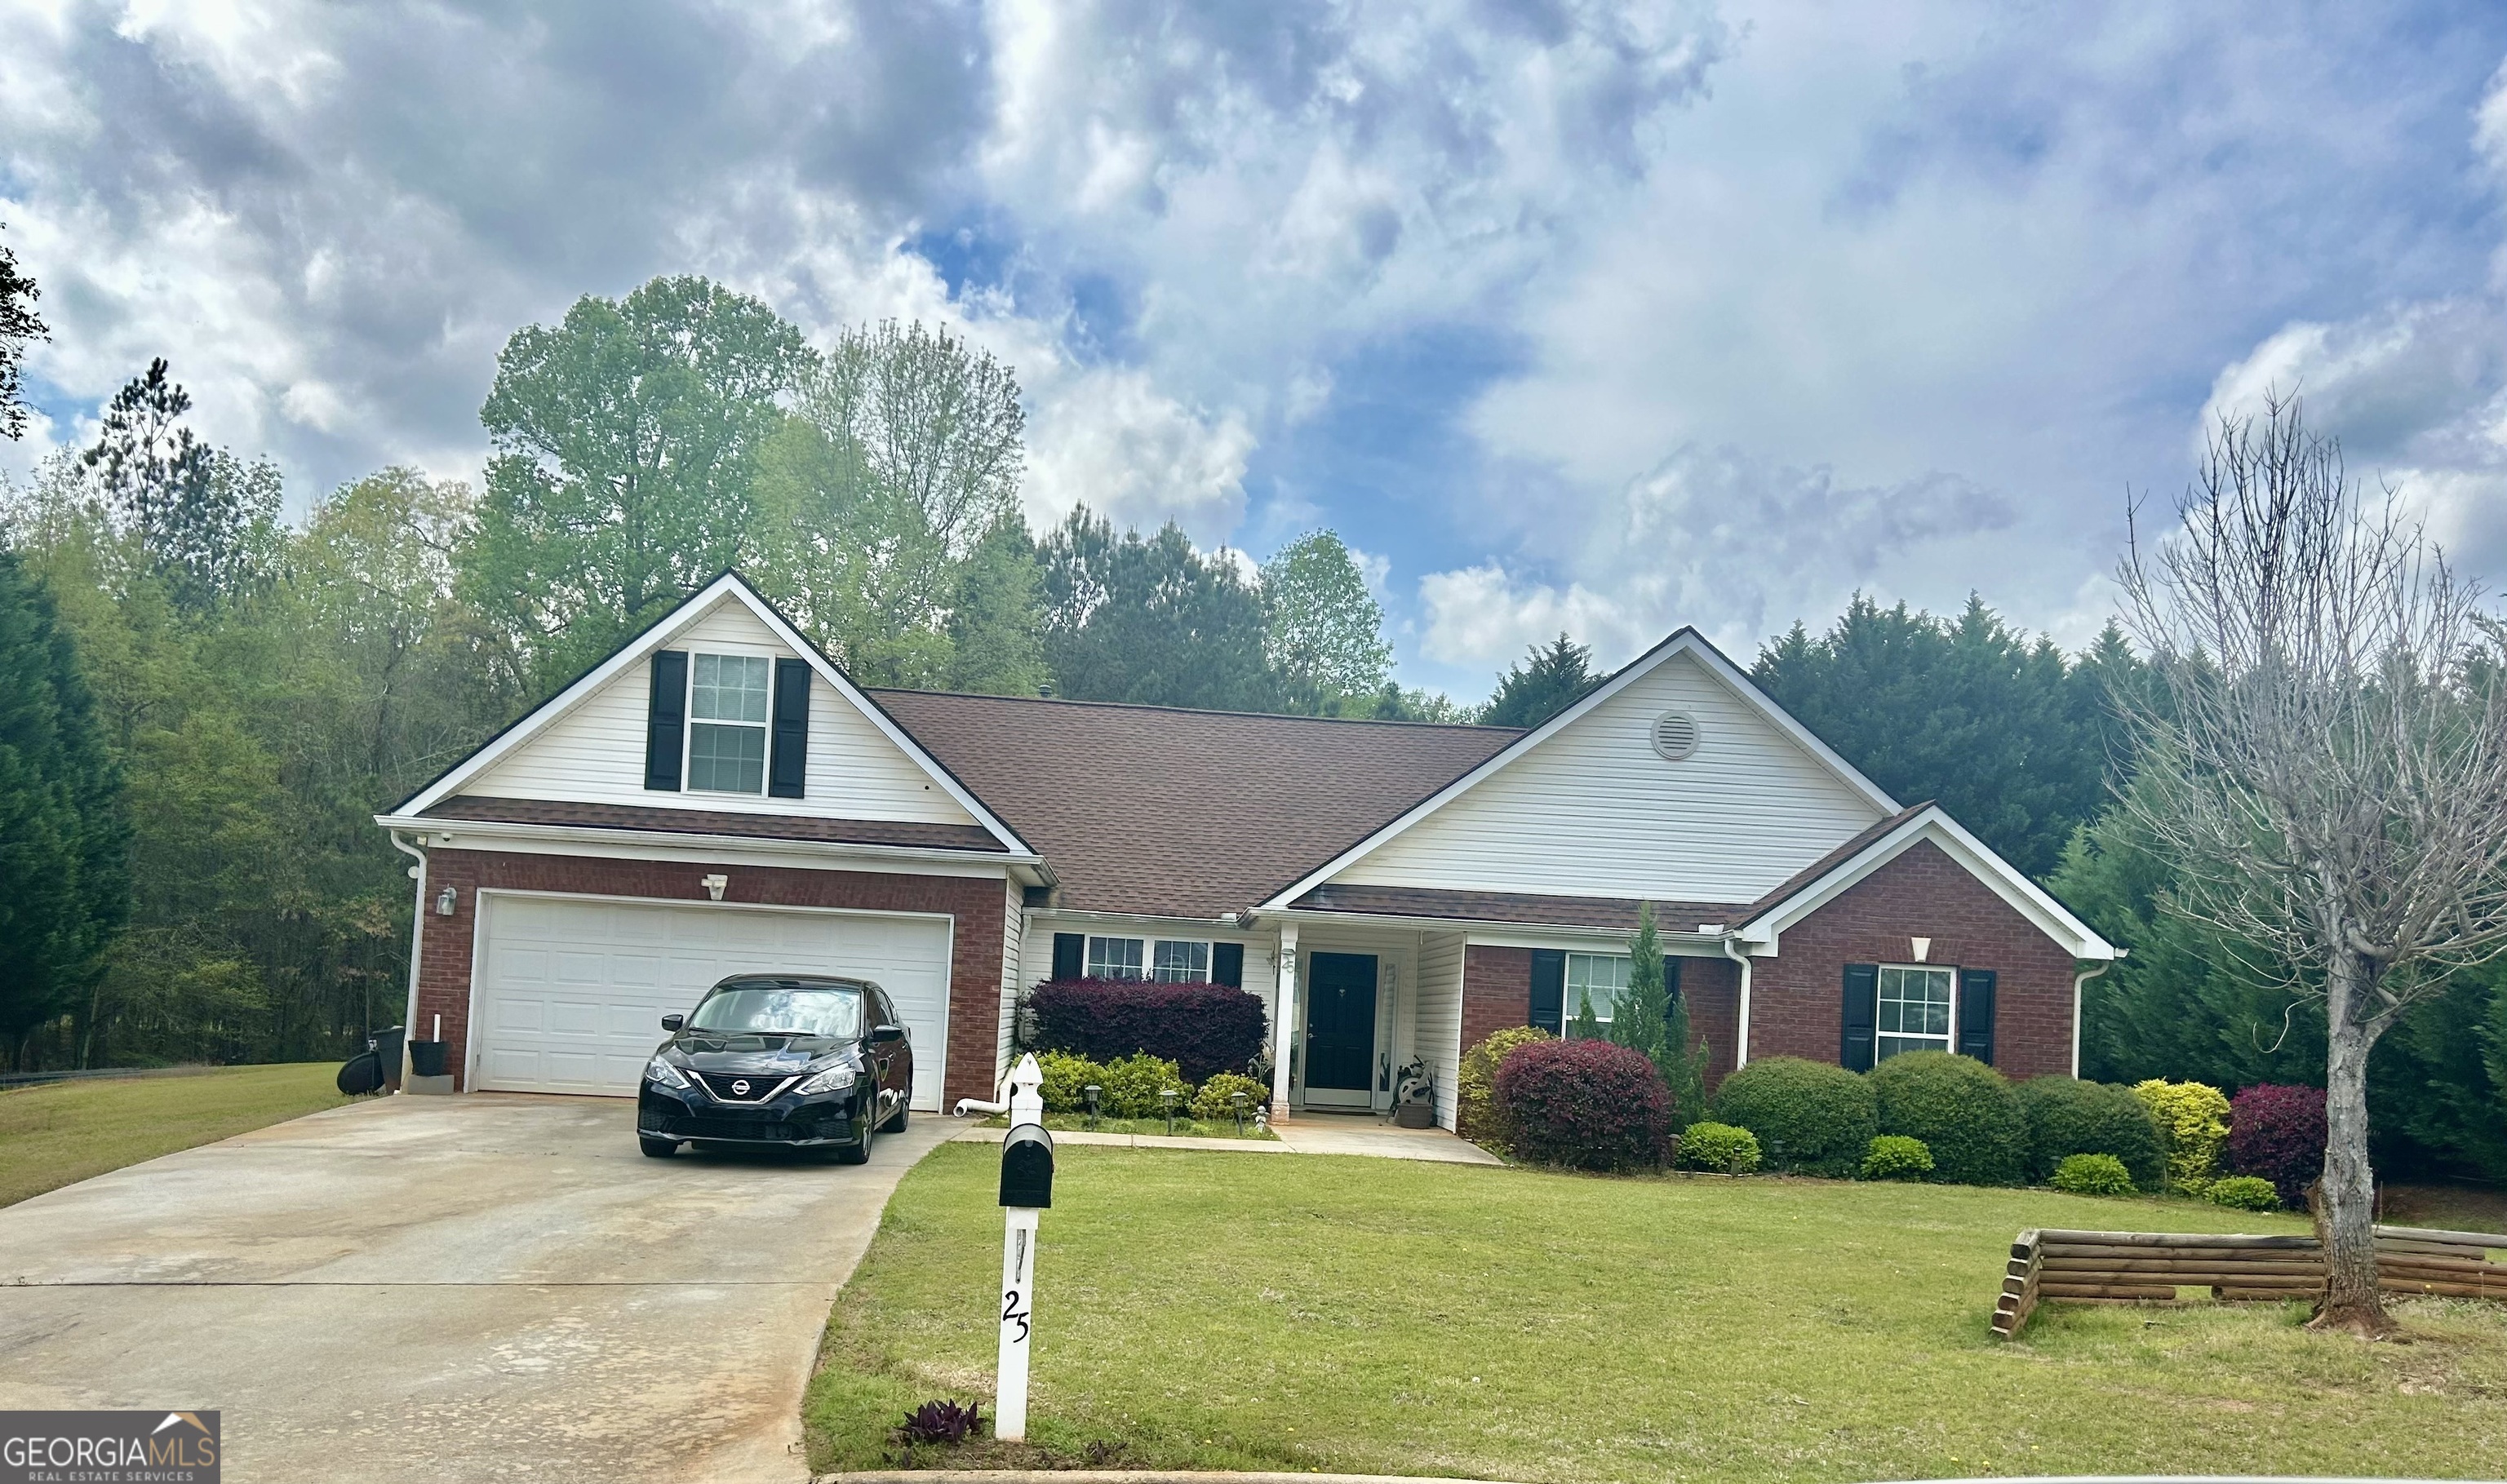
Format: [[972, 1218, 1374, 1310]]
[[0, 1092, 952, 1482]]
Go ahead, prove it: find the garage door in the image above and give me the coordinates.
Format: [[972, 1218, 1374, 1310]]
[[472, 894, 954, 1109]]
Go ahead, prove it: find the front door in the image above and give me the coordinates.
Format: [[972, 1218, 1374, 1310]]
[[1302, 952, 1377, 1109]]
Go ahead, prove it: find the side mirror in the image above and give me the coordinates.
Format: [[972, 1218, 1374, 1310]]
[[870, 1023, 906, 1044], [660, 1013, 685, 1032]]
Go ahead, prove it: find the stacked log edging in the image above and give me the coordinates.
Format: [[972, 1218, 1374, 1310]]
[[1992, 1224, 2507, 1338]]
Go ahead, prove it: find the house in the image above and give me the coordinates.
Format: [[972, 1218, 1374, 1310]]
[[375, 573, 2118, 1127]]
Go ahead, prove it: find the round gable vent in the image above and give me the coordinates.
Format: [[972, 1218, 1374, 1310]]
[[1651, 711, 1701, 761]]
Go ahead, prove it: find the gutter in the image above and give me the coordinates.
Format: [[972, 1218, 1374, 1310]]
[[2070, 956, 2118, 1079], [1722, 935, 1755, 1070], [372, 814, 1046, 873], [388, 831, 428, 1089]]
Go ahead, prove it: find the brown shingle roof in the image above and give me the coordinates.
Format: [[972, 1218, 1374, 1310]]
[[867, 689, 1521, 919], [419, 795, 1009, 853], [1731, 801, 1934, 925]]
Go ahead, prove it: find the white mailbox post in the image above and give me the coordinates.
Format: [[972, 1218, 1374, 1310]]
[[994, 1053, 1054, 1442]]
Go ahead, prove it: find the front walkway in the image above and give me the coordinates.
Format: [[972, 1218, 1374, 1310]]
[[952, 1110, 1501, 1166]]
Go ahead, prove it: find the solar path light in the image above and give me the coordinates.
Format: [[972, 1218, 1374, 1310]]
[[1159, 1086, 1179, 1136], [1081, 1083, 1101, 1131], [995, 1054, 1054, 1442]]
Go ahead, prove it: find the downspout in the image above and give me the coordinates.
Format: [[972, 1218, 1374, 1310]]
[[1722, 935, 1755, 1070], [389, 831, 428, 1091], [2070, 960, 2113, 1079]]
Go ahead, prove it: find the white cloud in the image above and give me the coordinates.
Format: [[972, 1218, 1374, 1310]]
[[1020, 365, 1256, 541]]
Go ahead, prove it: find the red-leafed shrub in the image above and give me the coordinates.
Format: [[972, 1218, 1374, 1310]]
[[1493, 1038, 1672, 1172], [1027, 978, 1267, 1084], [2227, 1083, 2327, 1209]]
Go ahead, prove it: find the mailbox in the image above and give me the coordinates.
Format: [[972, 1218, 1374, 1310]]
[[999, 1122, 1055, 1209]]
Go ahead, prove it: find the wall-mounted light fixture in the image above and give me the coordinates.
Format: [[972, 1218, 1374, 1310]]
[[436, 886, 458, 916], [702, 873, 729, 902]]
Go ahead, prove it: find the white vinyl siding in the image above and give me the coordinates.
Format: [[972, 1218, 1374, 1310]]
[[462, 596, 978, 826], [1329, 650, 1885, 903], [1415, 931, 1466, 1130]]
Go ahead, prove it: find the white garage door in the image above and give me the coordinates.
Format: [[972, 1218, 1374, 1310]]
[[472, 893, 954, 1110]]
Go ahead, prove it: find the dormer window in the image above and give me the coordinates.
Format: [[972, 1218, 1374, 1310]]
[[688, 653, 770, 794]]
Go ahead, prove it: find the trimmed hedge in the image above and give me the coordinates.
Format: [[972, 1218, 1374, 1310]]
[[1675, 1122, 1761, 1173], [2227, 1083, 2327, 1209], [1190, 1072, 1269, 1123], [1027, 978, 1267, 1084], [1710, 1057, 1877, 1177], [1458, 1026, 1551, 1149], [1096, 1052, 1188, 1118], [2051, 1152, 2136, 1197], [2207, 1174, 2283, 1212], [1866, 1051, 2026, 1186], [2015, 1076, 2166, 1190], [1860, 1134, 1934, 1181], [1034, 1049, 1103, 1114], [1494, 1038, 1671, 1172]]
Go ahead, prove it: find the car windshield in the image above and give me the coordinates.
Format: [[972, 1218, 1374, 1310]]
[[688, 986, 862, 1038]]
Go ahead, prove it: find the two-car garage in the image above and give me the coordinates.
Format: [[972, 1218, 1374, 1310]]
[[467, 893, 955, 1111]]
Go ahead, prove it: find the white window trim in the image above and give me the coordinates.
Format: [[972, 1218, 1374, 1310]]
[[684, 651, 772, 796], [1563, 950, 1634, 1034], [1085, 933, 1215, 984], [1875, 962, 1958, 1061]]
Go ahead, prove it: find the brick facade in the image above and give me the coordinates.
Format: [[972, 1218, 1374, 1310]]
[[1459, 945, 1531, 1052], [415, 849, 1009, 1108], [1747, 839, 2077, 1080], [1677, 955, 1742, 1091]]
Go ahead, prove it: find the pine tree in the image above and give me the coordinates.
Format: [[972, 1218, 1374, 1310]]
[[1570, 984, 1603, 1040], [1608, 904, 1670, 1066], [1483, 633, 1595, 727]]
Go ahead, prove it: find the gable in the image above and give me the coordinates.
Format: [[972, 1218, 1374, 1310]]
[[455, 592, 982, 829], [1324, 649, 1888, 904]]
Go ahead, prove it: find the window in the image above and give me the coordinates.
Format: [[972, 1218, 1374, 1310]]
[[1876, 964, 1954, 1060], [690, 985, 861, 1039], [1152, 940, 1210, 982], [687, 653, 770, 794], [1084, 936, 1213, 982], [1085, 936, 1145, 979], [1564, 952, 1632, 1035]]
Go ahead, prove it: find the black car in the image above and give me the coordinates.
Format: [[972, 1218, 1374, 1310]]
[[636, 974, 913, 1163]]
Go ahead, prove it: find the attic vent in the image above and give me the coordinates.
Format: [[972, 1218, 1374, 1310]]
[[1651, 711, 1701, 761]]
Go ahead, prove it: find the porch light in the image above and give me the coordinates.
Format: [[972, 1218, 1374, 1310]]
[[435, 886, 457, 916], [1082, 1083, 1102, 1131]]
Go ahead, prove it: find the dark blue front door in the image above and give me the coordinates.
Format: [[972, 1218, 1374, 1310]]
[[1305, 952, 1377, 1096]]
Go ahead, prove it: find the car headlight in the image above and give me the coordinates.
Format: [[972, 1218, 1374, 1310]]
[[796, 1064, 857, 1096], [645, 1056, 690, 1089]]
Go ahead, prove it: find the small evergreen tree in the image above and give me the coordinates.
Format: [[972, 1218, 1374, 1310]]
[[1569, 984, 1604, 1040], [1609, 903, 1670, 1065], [1484, 633, 1595, 727]]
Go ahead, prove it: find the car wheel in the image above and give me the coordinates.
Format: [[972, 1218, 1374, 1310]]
[[639, 1136, 680, 1158], [879, 1098, 908, 1134], [832, 1130, 872, 1165]]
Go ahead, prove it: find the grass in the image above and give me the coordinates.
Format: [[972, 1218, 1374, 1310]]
[[807, 1144, 2507, 1482], [0, 1064, 350, 1209], [978, 1111, 1277, 1141]]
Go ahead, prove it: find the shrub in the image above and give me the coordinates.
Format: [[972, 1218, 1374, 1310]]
[[1710, 1057, 1877, 1176], [1458, 1026, 1552, 1148], [2051, 1152, 2136, 1196], [1027, 978, 1267, 1084], [1094, 1052, 1189, 1118], [1865, 1051, 2025, 1185], [2227, 1083, 2327, 1210], [2207, 1175, 2283, 1212], [1674, 1121, 1763, 1173], [1493, 1038, 1671, 1172], [2132, 1079, 2231, 1193], [1190, 1071, 1269, 1123], [1034, 1050, 1105, 1114], [2015, 1076, 2166, 1189], [1860, 1134, 1934, 1181]]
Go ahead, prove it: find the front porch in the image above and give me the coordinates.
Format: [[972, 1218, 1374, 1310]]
[[1266, 920, 1470, 1128]]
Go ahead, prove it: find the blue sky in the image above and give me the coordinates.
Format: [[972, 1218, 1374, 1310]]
[[6, 1, 2507, 702]]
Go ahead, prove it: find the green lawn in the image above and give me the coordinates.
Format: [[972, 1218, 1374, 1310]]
[[980, 1111, 1277, 1140], [0, 1064, 350, 1208], [808, 1144, 2507, 1481]]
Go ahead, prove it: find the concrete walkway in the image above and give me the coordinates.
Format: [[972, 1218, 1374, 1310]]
[[952, 1111, 1502, 1166], [0, 1092, 953, 1484]]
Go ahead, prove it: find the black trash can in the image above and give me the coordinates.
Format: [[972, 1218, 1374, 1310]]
[[407, 1039, 450, 1079], [371, 1025, 406, 1092]]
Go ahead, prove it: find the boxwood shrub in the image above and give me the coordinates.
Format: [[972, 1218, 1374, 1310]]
[[2051, 1152, 2136, 1196], [1859, 1134, 1934, 1181], [2227, 1083, 2327, 1209], [1494, 1038, 1671, 1172], [1866, 1051, 2025, 1185], [1095, 1052, 1189, 1118], [1710, 1057, 1876, 1177], [1458, 1026, 1551, 1149], [2015, 1075, 2166, 1189], [2207, 1174, 2283, 1212], [1189, 1071, 1269, 1123], [1034, 1049, 1105, 1114], [1674, 1122, 1762, 1173], [1027, 978, 1267, 1083]]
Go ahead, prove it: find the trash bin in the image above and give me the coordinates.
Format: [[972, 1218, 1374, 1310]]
[[371, 1025, 406, 1092], [407, 1039, 449, 1079]]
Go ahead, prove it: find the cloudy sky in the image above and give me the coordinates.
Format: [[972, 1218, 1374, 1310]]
[[7, 1, 2506, 699]]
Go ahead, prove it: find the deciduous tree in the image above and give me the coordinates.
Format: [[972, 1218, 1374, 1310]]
[[0, 222, 47, 441], [1260, 530, 1391, 712]]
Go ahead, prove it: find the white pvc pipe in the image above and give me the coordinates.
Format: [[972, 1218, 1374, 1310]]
[[1723, 936, 1755, 1070], [388, 832, 428, 1090], [2070, 963, 2111, 1079]]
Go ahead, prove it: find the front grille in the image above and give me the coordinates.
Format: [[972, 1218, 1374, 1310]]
[[675, 1114, 802, 1141], [694, 1070, 797, 1103]]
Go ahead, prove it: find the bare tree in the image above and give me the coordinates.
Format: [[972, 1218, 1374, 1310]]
[[2116, 393, 2507, 1335]]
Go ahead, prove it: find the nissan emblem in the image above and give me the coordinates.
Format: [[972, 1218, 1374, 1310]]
[[731, 1079, 751, 1096]]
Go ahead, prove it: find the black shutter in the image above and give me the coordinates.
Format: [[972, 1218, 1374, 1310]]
[[1529, 949, 1566, 1036], [645, 649, 687, 791], [1958, 968, 1998, 1065], [1665, 955, 1684, 1017], [768, 657, 810, 799], [1051, 932, 1084, 981], [1212, 942, 1245, 988], [1840, 963, 1879, 1071]]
